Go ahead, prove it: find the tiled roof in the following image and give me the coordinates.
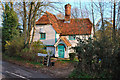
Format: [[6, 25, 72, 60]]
[[58, 18, 92, 35], [36, 14, 50, 24], [36, 11, 92, 35], [60, 36, 71, 46], [36, 11, 61, 33], [54, 36, 71, 47]]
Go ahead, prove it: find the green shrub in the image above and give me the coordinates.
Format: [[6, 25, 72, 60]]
[[31, 40, 47, 54], [21, 40, 47, 62], [72, 36, 120, 78], [5, 36, 24, 57], [5, 38, 47, 62], [21, 48, 35, 61], [69, 69, 92, 78], [69, 53, 76, 61]]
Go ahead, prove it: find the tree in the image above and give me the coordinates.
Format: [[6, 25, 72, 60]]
[[70, 1, 120, 78], [2, 3, 19, 52], [113, 0, 116, 41], [14, 2, 55, 48], [96, 18, 113, 40], [71, 6, 89, 19], [91, 0, 95, 37], [117, 1, 120, 30]]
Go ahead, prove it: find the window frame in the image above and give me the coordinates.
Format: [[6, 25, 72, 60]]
[[69, 35, 76, 40], [40, 33, 46, 40]]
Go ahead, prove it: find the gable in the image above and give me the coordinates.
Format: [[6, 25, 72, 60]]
[[36, 12, 92, 35], [36, 11, 61, 33], [54, 36, 71, 47], [36, 14, 50, 24]]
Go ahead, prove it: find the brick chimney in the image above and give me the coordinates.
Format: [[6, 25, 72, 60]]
[[65, 3, 71, 21]]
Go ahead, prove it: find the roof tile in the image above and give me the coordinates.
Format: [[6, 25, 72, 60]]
[[36, 12, 92, 35]]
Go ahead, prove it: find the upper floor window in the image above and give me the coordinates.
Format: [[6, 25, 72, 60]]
[[69, 35, 76, 40], [40, 33, 46, 40]]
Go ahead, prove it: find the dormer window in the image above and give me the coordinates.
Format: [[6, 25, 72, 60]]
[[69, 35, 76, 40], [40, 33, 46, 40]]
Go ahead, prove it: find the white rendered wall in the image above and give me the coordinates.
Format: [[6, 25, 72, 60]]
[[56, 33, 60, 39], [34, 24, 56, 45], [63, 35, 91, 47]]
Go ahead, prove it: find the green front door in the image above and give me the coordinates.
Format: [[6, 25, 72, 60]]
[[58, 45, 64, 58]]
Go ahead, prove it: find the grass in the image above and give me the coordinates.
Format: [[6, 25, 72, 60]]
[[25, 60, 44, 66], [2, 54, 44, 67], [3, 54, 78, 67], [50, 56, 79, 64], [3, 54, 24, 61], [57, 59, 78, 64]]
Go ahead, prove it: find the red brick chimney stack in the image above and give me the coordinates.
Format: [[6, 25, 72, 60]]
[[65, 3, 71, 21]]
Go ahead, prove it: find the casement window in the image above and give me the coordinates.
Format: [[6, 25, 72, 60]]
[[69, 35, 76, 40], [40, 33, 46, 40]]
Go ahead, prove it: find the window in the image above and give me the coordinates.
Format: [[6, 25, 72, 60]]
[[40, 33, 46, 40], [69, 35, 76, 40], [43, 47, 46, 50]]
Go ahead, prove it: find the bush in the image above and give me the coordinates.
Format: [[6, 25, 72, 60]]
[[69, 69, 92, 78], [69, 53, 76, 61], [72, 36, 120, 78], [31, 40, 47, 54], [21, 48, 37, 61], [4, 36, 24, 57], [21, 40, 47, 62], [5, 38, 47, 62]]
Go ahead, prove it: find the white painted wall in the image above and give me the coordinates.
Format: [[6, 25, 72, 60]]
[[55, 34, 91, 58], [56, 33, 60, 39], [34, 24, 56, 56], [63, 35, 91, 47], [34, 24, 56, 45], [34, 24, 93, 58]]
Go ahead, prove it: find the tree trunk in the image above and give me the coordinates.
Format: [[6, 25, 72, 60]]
[[91, 0, 95, 37], [99, 2, 105, 36], [113, 1, 116, 41], [27, 2, 34, 47], [23, 2, 27, 45], [30, 2, 41, 47]]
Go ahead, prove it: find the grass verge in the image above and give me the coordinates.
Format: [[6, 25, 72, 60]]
[[2, 54, 44, 68]]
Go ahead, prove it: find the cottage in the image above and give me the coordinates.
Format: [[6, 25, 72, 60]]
[[34, 4, 94, 58]]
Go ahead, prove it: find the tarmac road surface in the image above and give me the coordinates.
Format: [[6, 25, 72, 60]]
[[1, 61, 51, 79]]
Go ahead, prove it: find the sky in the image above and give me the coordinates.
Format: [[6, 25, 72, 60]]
[[0, 0, 120, 2], [0, 5, 2, 27], [0, 0, 120, 27]]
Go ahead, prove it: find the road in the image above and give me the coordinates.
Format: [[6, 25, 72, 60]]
[[2, 61, 51, 79]]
